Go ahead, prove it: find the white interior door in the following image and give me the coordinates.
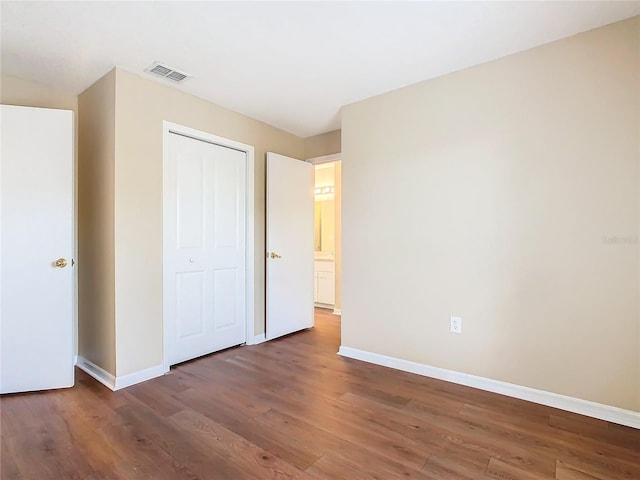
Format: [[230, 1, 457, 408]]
[[165, 132, 247, 366], [266, 152, 314, 340], [0, 105, 74, 394]]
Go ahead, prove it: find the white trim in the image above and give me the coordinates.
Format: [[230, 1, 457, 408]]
[[245, 141, 255, 350], [332, 308, 342, 316], [306, 153, 341, 165], [71, 110, 79, 369], [246, 333, 266, 345], [114, 364, 167, 390], [314, 302, 334, 309], [76, 356, 116, 390], [73, 354, 78, 365], [162, 121, 255, 372], [338, 346, 640, 429], [76, 356, 167, 391]]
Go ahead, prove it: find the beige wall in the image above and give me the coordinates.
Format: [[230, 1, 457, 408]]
[[342, 17, 640, 411], [78, 71, 117, 374], [304, 129, 341, 160], [113, 68, 304, 375], [1, 74, 77, 112]]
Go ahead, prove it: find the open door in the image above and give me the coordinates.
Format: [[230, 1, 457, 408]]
[[1, 105, 75, 394], [266, 152, 314, 340]]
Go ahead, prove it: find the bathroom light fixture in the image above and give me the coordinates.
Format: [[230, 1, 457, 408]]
[[314, 186, 334, 195]]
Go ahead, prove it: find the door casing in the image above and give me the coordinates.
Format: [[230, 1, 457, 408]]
[[162, 121, 255, 372]]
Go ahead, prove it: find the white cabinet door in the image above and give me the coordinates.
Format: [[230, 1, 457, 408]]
[[164, 132, 247, 366], [317, 272, 336, 305], [266, 153, 314, 340], [313, 272, 319, 303], [0, 105, 74, 394]]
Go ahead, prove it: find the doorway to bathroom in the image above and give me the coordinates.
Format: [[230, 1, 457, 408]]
[[310, 154, 341, 316]]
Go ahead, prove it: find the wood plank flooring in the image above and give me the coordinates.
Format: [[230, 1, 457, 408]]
[[1, 308, 638, 479]]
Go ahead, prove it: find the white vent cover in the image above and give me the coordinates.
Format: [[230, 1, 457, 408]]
[[144, 62, 191, 83]]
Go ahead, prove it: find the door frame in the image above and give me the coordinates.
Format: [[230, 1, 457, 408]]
[[306, 152, 341, 166], [307, 153, 342, 316], [162, 121, 255, 372]]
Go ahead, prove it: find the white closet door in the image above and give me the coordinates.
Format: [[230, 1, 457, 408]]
[[0, 105, 74, 394], [266, 152, 314, 340], [165, 133, 246, 366]]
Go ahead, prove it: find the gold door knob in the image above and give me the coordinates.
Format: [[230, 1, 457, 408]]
[[54, 258, 68, 268], [270, 252, 282, 259]]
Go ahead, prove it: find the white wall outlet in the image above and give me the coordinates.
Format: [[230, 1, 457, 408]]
[[450, 316, 462, 334]]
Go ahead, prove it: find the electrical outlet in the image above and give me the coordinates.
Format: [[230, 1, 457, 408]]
[[450, 316, 462, 334]]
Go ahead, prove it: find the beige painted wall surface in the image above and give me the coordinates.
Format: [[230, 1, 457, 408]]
[[78, 70, 117, 374], [113, 68, 304, 375], [304, 129, 341, 159], [1, 74, 78, 112], [342, 17, 640, 411]]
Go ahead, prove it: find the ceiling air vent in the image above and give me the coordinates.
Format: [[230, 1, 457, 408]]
[[145, 62, 191, 83]]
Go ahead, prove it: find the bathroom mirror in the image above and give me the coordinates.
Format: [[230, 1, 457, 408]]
[[314, 197, 335, 253]]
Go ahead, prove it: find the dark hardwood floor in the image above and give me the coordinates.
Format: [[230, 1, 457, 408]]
[[2, 308, 638, 479]]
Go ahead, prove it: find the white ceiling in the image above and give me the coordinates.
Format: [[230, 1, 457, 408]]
[[2, 1, 638, 138]]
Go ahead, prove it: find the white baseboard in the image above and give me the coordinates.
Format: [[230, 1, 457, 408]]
[[338, 346, 640, 429], [76, 356, 116, 390], [114, 364, 167, 390], [332, 308, 342, 316], [76, 356, 167, 391], [246, 333, 266, 345], [314, 303, 334, 309]]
